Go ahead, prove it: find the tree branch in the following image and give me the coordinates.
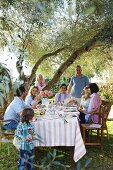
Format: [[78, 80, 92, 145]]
[[45, 22, 112, 89], [28, 46, 67, 84]]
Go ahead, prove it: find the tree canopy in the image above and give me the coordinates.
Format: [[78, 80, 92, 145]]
[[1, 0, 113, 93]]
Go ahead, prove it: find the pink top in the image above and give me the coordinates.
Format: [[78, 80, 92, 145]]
[[88, 93, 102, 123], [35, 82, 46, 91]]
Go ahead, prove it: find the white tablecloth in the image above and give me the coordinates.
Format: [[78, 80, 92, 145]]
[[34, 115, 86, 162]]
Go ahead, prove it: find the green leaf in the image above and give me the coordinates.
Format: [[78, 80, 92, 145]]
[[3, 75, 10, 82], [84, 158, 92, 168], [34, 133, 44, 144], [52, 149, 56, 159], [52, 161, 63, 166], [84, 6, 96, 15], [0, 83, 5, 92], [0, 92, 5, 107], [46, 152, 52, 161], [56, 154, 64, 158], [4, 82, 10, 93]]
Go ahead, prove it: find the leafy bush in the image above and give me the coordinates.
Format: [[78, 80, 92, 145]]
[[99, 85, 113, 104]]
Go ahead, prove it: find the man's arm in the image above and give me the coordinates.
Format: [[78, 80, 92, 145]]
[[85, 76, 89, 86], [67, 83, 72, 94], [18, 111, 23, 117]]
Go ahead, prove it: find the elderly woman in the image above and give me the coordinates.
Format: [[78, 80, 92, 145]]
[[79, 83, 102, 123], [25, 86, 40, 109], [35, 74, 46, 91]]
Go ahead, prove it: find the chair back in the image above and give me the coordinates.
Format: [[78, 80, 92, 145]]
[[99, 101, 112, 129]]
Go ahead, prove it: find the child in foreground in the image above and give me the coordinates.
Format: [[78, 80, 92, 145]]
[[15, 108, 35, 170]]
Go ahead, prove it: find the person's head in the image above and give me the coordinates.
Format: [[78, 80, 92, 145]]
[[36, 74, 45, 83], [75, 65, 82, 76], [59, 84, 67, 94], [82, 86, 91, 100], [28, 86, 39, 99], [88, 83, 99, 94], [16, 86, 27, 99], [21, 108, 34, 123]]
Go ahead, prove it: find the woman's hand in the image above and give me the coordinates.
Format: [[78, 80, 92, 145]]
[[91, 108, 98, 114], [35, 95, 41, 101]]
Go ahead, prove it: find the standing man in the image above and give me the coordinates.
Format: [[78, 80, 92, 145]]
[[3, 86, 27, 129], [67, 65, 89, 104]]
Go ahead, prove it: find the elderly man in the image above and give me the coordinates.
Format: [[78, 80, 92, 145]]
[[3, 86, 27, 129], [67, 65, 89, 105]]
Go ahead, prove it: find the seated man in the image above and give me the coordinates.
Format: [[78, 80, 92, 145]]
[[3, 86, 27, 130], [54, 84, 70, 104]]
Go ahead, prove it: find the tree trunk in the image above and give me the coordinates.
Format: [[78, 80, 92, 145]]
[[28, 47, 67, 86], [6, 81, 14, 107]]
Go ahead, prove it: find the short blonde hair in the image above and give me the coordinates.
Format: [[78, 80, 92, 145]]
[[36, 74, 45, 83], [82, 86, 91, 100]]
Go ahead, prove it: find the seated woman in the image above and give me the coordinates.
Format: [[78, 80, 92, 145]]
[[54, 84, 70, 104], [25, 86, 41, 109], [35, 74, 46, 91], [79, 83, 102, 124], [79, 86, 91, 114]]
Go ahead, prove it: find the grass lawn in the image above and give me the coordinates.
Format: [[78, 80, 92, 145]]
[[0, 121, 113, 170]]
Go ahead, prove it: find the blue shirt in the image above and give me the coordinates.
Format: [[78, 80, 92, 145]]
[[25, 96, 34, 107], [70, 75, 89, 98], [4, 96, 26, 125], [54, 93, 70, 103]]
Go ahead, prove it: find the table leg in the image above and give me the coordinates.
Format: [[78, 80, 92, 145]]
[[70, 146, 76, 170], [34, 147, 37, 158]]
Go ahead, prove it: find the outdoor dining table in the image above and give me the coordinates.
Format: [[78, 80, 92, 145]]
[[33, 106, 86, 165]]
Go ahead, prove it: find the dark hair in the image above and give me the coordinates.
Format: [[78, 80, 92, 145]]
[[16, 86, 26, 97], [60, 83, 67, 90], [76, 65, 81, 69], [21, 108, 34, 123], [88, 83, 99, 94]]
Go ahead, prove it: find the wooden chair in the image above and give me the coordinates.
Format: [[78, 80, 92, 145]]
[[81, 103, 111, 150], [0, 108, 19, 149], [101, 101, 112, 141], [0, 119, 19, 148]]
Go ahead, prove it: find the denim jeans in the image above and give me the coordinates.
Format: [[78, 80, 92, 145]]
[[18, 149, 34, 170], [79, 111, 85, 123], [3, 120, 18, 130]]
